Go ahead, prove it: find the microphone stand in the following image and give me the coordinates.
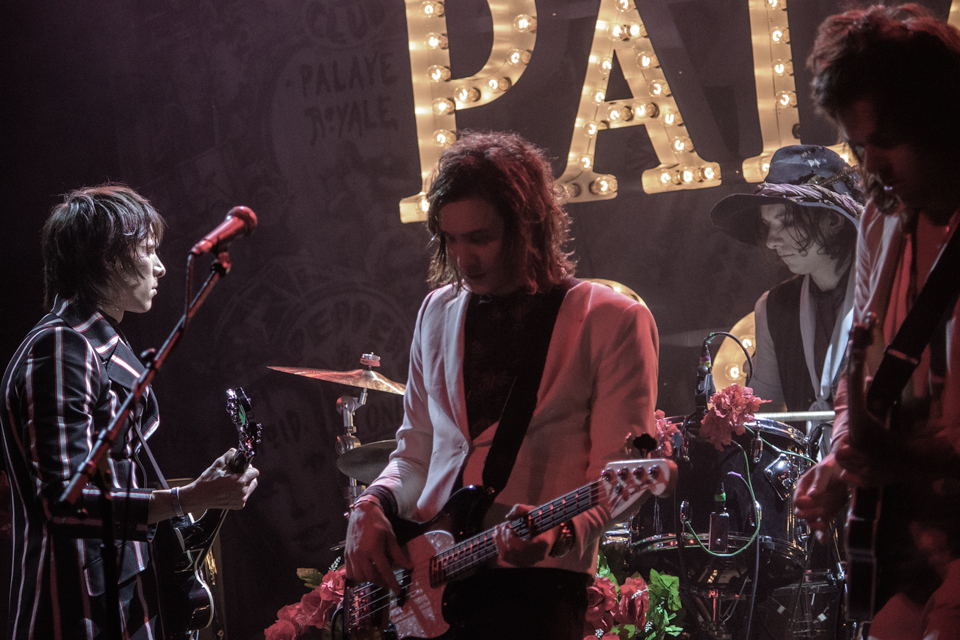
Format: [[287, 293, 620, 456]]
[[57, 251, 232, 638]]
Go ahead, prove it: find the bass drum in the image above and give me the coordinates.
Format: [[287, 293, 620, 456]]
[[630, 418, 811, 593]]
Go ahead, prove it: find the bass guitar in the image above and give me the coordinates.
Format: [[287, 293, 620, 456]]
[[344, 458, 676, 639], [154, 388, 262, 639]]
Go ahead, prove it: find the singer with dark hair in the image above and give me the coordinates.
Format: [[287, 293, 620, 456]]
[[344, 131, 659, 638], [794, 6, 960, 639], [0, 184, 260, 639]]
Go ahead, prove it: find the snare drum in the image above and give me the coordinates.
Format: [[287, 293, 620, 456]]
[[630, 418, 811, 590]]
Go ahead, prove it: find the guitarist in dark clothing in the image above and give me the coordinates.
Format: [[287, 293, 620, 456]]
[[795, 6, 960, 639], [0, 185, 260, 639], [344, 131, 659, 639]]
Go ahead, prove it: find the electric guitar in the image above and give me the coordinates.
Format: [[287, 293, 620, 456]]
[[154, 388, 262, 639], [844, 316, 892, 621], [344, 458, 677, 639]]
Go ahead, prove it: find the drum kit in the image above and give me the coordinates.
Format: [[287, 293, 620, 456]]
[[270, 354, 845, 639], [618, 413, 845, 640], [269, 353, 402, 504]]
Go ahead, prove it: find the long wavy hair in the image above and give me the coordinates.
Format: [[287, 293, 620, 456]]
[[42, 184, 166, 309], [425, 131, 575, 292], [809, 4, 960, 216]]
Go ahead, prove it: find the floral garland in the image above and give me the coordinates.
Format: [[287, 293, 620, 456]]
[[699, 384, 766, 451], [264, 561, 350, 640], [584, 549, 683, 640]]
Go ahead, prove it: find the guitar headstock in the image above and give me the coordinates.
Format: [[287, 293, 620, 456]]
[[226, 388, 262, 466], [600, 458, 677, 521]]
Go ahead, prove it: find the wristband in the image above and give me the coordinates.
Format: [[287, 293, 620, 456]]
[[349, 495, 382, 512], [171, 486, 185, 518]]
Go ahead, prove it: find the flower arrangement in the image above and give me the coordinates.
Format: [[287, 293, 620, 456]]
[[653, 410, 680, 457], [699, 384, 766, 451], [264, 561, 351, 640], [584, 550, 683, 640]]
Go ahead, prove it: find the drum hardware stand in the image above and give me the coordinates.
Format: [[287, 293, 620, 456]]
[[335, 353, 380, 505]]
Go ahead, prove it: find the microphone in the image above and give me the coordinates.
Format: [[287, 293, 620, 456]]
[[694, 340, 715, 420], [190, 206, 258, 255]]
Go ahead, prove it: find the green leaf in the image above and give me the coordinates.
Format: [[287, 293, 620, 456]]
[[296, 567, 324, 590]]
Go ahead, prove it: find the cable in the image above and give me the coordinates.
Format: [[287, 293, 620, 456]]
[[706, 331, 755, 386]]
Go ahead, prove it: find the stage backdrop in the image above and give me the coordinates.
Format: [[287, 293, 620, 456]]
[[1, 0, 955, 637]]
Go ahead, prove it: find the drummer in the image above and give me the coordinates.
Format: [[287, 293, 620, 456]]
[[710, 145, 863, 420]]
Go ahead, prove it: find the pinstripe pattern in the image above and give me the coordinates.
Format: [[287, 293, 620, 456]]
[[2, 298, 158, 639]]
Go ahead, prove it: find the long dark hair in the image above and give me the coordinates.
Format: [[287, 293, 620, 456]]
[[42, 184, 165, 308], [425, 131, 575, 292]]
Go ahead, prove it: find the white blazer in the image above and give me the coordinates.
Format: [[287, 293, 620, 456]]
[[368, 279, 659, 574]]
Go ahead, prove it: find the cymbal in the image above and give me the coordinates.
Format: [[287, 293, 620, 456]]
[[336, 440, 397, 484], [268, 366, 406, 395]]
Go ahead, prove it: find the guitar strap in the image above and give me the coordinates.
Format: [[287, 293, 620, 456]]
[[480, 279, 574, 498], [867, 213, 960, 416]]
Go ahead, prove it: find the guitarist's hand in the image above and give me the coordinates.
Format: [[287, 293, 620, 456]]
[[794, 452, 847, 543], [345, 500, 411, 594], [493, 504, 560, 568], [183, 449, 260, 512]]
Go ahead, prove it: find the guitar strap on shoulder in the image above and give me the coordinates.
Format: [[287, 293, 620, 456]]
[[867, 214, 960, 416], [480, 278, 575, 498]]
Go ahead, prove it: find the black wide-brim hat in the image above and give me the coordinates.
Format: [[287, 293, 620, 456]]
[[711, 145, 862, 245]]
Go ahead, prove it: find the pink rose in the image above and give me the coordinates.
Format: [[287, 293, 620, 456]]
[[264, 619, 298, 640], [655, 410, 679, 457], [584, 576, 618, 634], [294, 567, 346, 628], [615, 576, 650, 629], [277, 604, 300, 622]]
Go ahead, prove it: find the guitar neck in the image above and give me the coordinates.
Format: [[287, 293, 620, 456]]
[[432, 480, 600, 584]]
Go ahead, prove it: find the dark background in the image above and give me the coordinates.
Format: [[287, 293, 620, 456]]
[[1, 0, 953, 637]]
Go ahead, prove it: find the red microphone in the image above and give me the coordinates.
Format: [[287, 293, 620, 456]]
[[190, 206, 258, 255]]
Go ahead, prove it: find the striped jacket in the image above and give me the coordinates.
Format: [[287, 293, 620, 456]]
[[1, 297, 159, 639]]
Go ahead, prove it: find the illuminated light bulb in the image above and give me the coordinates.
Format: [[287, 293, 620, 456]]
[[513, 14, 537, 33], [432, 98, 454, 115], [758, 157, 772, 177], [608, 106, 622, 122], [456, 86, 480, 102], [639, 52, 659, 69], [660, 170, 672, 185], [742, 338, 754, 349], [428, 65, 451, 82], [635, 102, 659, 118], [681, 167, 697, 183], [840, 151, 852, 164], [771, 27, 790, 44], [580, 155, 593, 170], [589, 175, 618, 195], [594, 90, 606, 103], [584, 121, 599, 137], [419, 197, 430, 213], [610, 24, 628, 40], [426, 32, 448, 49], [727, 364, 742, 380], [599, 57, 613, 76], [508, 49, 532, 65], [616, 0, 635, 10], [699, 165, 719, 182], [650, 80, 670, 96], [772, 59, 794, 76], [434, 129, 456, 146], [767, 0, 786, 9], [421, 1, 444, 17], [777, 91, 797, 107], [628, 23, 644, 39], [673, 136, 693, 153], [662, 110, 683, 126]]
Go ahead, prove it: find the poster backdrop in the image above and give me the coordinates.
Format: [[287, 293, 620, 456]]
[[1, 0, 953, 636]]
